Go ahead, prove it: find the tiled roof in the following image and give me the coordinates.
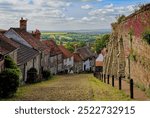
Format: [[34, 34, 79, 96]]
[[11, 28, 49, 54], [42, 39, 62, 56], [58, 45, 72, 59], [0, 33, 19, 48], [14, 41, 39, 66], [76, 46, 94, 60], [0, 33, 19, 55], [73, 52, 82, 62]]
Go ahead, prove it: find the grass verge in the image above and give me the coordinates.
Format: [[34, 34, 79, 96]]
[[89, 76, 130, 101]]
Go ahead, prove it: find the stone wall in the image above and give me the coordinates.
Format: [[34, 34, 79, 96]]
[[104, 4, 150, 89]]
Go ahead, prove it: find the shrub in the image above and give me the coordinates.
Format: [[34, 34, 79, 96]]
[[42, 70, 51, 80], [143, 31, 150, 45], [0, 69, 19, 98], [26, 68, 38, 84], [4, 56, 18, 69], [4, 56, 22, 81], [117, 15, 126, 23]]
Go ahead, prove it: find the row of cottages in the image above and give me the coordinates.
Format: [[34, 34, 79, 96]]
[[0, 17, 96, 84], [3, 18, 50, 83], [42, 40, 63, 75]]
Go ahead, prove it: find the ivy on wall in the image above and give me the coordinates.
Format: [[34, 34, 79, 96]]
[[143, 30, 150, 45]]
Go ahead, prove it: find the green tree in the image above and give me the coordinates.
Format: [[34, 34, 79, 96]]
[[65, 42, 75, 52], [78, 41, 86, 47], [95, 34, 110, 53]]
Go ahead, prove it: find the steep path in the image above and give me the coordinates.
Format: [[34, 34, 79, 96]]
[[7, 74, 130, 101]]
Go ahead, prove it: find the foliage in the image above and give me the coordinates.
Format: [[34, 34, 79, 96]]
[[135, 82, 146, 91], [26, 68, 38, 84], [0, 56, 21, 98], [95, 34, 110, 53], [78, 41, 86, 47], [42, 32, 111, 53], [90, 76, 130, 100], [65, 42, 75, 52], [143, 30, 150, 45], [4, 56, 22, 80], [117, 15, 126, 23], [0, 69, 19, 98], [42, 70, 52, 80], [42, 32, 106, 43], [4, 56, 18, 69]]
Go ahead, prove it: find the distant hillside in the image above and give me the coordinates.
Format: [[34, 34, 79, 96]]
[[41, 29, 111, 35]]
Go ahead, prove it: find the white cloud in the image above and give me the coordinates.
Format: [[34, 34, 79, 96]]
[[81, 4, 92, 9], [126, 5, 135, 11], [104, 3, 114, 8], [0, 0, 139, 31], [100, 17, 105, 21], [81, 16, 96, 22], [66, 17, 75, 21], [88, 9, 103, 15], [89, 4, 136, 17]]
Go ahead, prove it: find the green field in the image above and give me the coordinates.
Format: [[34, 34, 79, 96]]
[[41, 32, 101, 42], [41, 32, 110, 53]]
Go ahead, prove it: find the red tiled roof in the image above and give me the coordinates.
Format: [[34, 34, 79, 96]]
[[73, 52, 82, 62], [42, 39, 62, 56], [58, 45, 72, 59], [0, 33, 18, 55], [11, 28, 49, 54]]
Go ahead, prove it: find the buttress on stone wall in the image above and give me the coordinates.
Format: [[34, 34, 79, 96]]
[[103, 4, 150, 89]]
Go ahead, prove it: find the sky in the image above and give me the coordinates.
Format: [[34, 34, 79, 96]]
[[0, 0, 149, 31]]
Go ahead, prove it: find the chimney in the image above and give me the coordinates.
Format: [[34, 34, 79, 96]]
[[20, 17, 27, 31], [32, 29, 41, 40]]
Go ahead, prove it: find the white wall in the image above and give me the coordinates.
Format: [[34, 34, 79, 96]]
[[63, 56, 74, 71], [83, 59, 91, 71], [96, 54, 104, 62], [64, 56, 74, 67], [50, 56, 57, 74]]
